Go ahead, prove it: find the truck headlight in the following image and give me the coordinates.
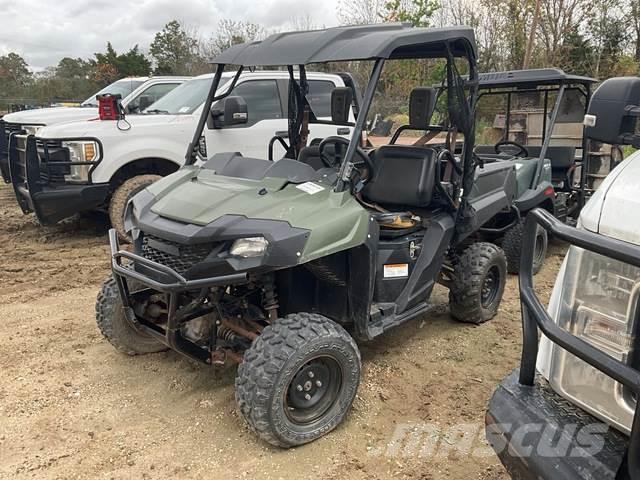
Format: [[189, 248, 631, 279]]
[[547, 245, 639, 434], [62, 140, 99, 183], [23, 125, 42, 136], [229, 237, 269, 258]]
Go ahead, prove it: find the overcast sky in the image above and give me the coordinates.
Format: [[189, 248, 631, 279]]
[[0, 0, 341, 70]]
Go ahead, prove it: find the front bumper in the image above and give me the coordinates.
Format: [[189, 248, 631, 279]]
[[109, 229, 248, 363], [486, 369, 628, 480], [487, 209, 640, 479], [8, 133, 109, 224]]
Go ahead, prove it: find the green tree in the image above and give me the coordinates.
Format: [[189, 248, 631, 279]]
[[383, 0, 440, 26], [0, 52, 32, 96], [94, 43, 151, 82], [149, 20, 200, 75]]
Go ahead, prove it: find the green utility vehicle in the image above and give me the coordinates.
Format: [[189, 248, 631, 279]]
[[96, 23, 516, 447], [473, 69, 622, 274]]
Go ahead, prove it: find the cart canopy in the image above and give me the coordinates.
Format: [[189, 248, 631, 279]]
[[210, 23, 477, 66], [478, 68, 596, 89]]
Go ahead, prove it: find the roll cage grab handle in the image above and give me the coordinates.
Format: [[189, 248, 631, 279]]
[[519, 208, 640, 479]]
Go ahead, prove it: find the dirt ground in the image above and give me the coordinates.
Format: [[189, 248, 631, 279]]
[[0, 183, 565, 480]]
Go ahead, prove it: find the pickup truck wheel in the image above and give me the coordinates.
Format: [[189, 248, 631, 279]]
[[503, 221, 547, 275], [109, 174, 161, 242], [449, 242, 507, 324], [95, 275, 166, 355], [235, 313, 361, 448]]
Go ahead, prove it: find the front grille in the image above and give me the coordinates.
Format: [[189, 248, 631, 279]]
[[141, 234, 214, 274], [36, 139, 69, 184], [10, 134, 28, 186]]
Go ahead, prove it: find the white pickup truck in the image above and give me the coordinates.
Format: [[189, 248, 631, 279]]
[[0, 76, 189, 182], [7, 71, 358, 238], [486, 77, 640, 479]]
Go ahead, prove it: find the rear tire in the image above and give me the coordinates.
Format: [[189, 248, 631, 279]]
[[95, 275, 166, 355], [503, 220, 548, 275], [109, 174, 161, 242], [449, 242, 507, 324], [235, 313, 361, 448]]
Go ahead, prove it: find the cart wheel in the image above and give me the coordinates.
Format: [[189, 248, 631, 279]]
[[449, 242, 507, 324], [503, 220, 548, 274], [236, 313, 361, 448], [95, 275, 166, 355], [109, 174, 161, 242]]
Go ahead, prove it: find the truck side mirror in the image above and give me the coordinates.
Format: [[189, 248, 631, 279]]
[[331, 87, 353, 124], [209, 96, 248, 129], [584, 77, 640, 147], [138, 95, 154, 112]]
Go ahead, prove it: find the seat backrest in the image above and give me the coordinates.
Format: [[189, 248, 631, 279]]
[[363, 145, 437, 207], [526, 145, 576, 169]]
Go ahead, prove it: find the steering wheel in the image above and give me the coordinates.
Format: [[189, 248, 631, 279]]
[[318, 136, 374, 179], [495, 140, 529, 157]]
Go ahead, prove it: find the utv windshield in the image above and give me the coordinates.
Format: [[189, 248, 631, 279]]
[[81, 79, 146, 107], [144, 77, 229, 115]]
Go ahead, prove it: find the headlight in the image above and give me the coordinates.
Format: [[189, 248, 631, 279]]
[[547, 245, 639, 434], [229, 237, 269, 258], [23, 125, 42, 136], [62, 140, 99, 183]]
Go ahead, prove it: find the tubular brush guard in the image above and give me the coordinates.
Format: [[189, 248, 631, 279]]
[[518, 209, 640, 479], [108, 229, 247, 363]]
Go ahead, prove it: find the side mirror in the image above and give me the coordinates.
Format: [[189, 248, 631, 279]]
[[584, 77, 640, 147], [331, 87, 353, 124], [209, 96, 248, 129], [138, 95, 154, 112]]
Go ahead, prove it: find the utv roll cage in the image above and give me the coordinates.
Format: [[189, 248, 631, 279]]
[[476, 68, 597, 211], [185, 23, 480, 231]]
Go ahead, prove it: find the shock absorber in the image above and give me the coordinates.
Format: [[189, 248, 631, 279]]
[[260, 273, 279, 322]]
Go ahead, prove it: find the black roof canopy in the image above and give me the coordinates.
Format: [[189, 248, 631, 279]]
[[478, 68, 596, 89], [211, 23, 477, 66]]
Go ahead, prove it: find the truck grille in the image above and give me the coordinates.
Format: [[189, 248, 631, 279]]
[[141, 234, 214, 275], [10, 134, 28, 187], [35, 139, 70, 184], [2, 122, 22, 162]]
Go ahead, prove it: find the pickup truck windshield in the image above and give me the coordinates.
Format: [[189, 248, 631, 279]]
[[81, 79, 146, 107], [144, 77, 228, 115]]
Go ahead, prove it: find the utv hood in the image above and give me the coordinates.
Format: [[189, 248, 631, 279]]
[[135, 166, 372, 263]]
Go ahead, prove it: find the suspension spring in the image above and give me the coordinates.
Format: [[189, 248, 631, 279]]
[[260, 273, 279, 322]]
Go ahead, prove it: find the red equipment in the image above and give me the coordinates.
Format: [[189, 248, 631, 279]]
[[97, 94, 124, 121]]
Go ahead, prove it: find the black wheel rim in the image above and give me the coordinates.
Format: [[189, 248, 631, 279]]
[[481, 266, 500, 308], [285, 355, 342, 425], [534, 230, 545, 266]]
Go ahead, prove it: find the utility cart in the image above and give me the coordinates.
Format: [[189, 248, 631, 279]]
[[97, 23, 516, 447]]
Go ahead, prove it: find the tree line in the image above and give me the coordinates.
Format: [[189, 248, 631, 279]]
[[0, 19, 265, 108], [1, 0, 639, 109]]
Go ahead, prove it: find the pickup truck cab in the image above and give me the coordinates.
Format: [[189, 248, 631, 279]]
[[0, 76, 188, 182], [486, 77, 640, 479], [7, 71, 357, 238]]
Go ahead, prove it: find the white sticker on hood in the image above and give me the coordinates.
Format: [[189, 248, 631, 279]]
[[296, 182, 325, 195]]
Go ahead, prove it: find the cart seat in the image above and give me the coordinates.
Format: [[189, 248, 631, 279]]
[[363, 145, 436, 208]]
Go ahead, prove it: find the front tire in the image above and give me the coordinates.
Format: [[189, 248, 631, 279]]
[[449, 242, 507, 324], [95, 275, 166, 355], [109, 174, 161, 242], [502, 220, 548, 274], [236, 313, 361, 448]]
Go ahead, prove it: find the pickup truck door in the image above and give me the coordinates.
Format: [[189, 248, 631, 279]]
[[205, 78, 352, 160]]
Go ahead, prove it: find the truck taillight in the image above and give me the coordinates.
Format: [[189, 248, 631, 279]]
[[546, 246, 639, 434], [97, 94, 123, 121]]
